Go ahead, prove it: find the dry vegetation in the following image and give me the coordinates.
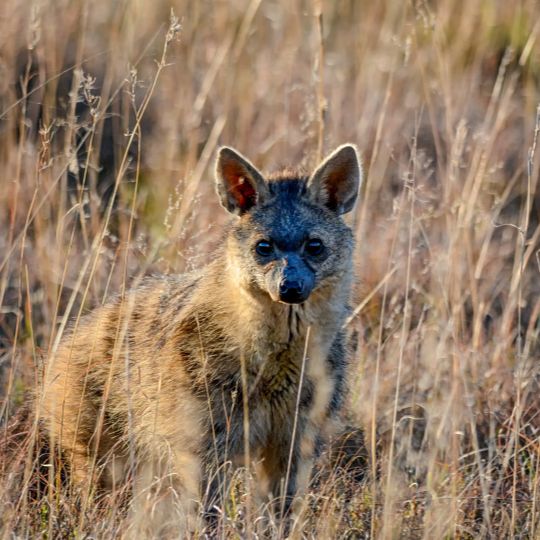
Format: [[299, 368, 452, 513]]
[[1, 0, 540, 538]]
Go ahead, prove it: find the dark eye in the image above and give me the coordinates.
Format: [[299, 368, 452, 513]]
[[305, 238, 324, 256], [255, 240, 273, 257]]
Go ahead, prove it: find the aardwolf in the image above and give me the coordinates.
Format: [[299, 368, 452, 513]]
[[41, 143, 362, 536]]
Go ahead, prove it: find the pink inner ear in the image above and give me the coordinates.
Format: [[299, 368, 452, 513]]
[[222, 160, 257, 210], [325, 173, 340, 210], [324, 166, 348, 211], [233, 177, 256, 209]]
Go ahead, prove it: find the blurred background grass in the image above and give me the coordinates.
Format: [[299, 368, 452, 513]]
[[1, 0, 540, 537]]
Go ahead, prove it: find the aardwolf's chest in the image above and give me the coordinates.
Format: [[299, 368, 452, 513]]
[[249, 339, 322, 420], [248, 352, 303, 418]]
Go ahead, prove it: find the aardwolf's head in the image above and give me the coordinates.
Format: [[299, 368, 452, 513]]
[[215, 145, 362, 305]]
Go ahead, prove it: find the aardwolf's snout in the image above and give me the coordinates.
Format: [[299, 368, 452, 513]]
[[279, 278, 307, 304], [278, 260, 315, 304], [278, 255, 315, 304]]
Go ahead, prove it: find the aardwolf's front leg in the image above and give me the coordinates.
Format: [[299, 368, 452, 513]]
[[127, 450, 201, 539]]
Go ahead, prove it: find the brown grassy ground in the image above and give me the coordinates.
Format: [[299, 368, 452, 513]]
[[1, 0, 540, 537]]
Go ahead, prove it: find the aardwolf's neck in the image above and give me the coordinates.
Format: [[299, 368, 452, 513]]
[[209, 257, 347, 360]]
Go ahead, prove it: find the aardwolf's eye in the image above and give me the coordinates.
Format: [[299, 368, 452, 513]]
[[305, 238, 324, 256], [255, 240, 273, 257]]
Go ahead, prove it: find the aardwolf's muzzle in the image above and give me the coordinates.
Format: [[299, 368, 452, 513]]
[[277, 259, 315, 304], [279, 278, 309, 304]]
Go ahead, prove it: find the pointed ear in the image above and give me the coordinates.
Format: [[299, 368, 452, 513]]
[[215, 147, 268, 215], [307, 144, 362, 214]]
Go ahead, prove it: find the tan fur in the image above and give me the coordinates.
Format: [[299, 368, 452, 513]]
[[40, 144, 362, 537]]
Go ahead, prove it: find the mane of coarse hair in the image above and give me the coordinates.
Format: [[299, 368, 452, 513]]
[[266, 168, 309, 199]]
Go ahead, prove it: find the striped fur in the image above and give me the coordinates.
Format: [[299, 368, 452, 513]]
[[40, 144, 362, 537]]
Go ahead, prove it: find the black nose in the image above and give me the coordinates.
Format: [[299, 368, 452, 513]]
[[279, 280, 306, 304]]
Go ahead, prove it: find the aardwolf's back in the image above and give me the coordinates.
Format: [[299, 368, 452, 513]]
[[42, 273, 205, 482]]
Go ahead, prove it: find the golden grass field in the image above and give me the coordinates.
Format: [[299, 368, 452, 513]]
[[1, 0, 540, 537]]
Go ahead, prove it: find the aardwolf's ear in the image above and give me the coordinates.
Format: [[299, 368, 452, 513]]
[[215, 147, 268, 215], [307, 144, 362, 215]]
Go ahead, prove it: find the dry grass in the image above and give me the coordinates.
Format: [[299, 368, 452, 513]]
[[1, 0, 540, 537]]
